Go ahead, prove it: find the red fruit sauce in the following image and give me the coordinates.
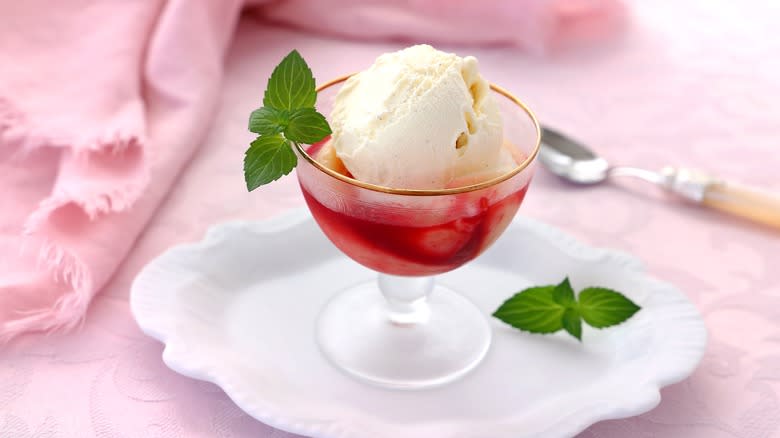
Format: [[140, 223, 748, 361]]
[[300, 141, 530, 276]]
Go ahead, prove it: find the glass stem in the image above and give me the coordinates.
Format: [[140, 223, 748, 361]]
[[378, 274, 433, 325]]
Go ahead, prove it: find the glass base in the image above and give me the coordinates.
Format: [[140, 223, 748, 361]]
[[316, 280, 492, 390]]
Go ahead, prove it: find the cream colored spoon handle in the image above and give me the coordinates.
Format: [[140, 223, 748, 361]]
[[660, 167, 780, 229], [701, 181, 780, 229]]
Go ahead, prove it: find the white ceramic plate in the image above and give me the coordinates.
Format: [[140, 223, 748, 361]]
[[130, 209, 706, 438]]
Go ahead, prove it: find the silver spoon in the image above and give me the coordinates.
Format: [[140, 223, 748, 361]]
[[539, 125, 780, 229]]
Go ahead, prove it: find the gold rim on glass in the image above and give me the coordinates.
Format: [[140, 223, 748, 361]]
[[294, 75, 541, 196]]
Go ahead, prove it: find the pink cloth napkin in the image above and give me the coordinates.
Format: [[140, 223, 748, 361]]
[[257, 0, 626, 52], [0, 0, 624, 343]]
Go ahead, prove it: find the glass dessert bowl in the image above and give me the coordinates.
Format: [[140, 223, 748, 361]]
[[295, 76, 540, 389]]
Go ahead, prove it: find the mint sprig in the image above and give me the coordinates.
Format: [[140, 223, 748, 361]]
[[493, 277, 641, 341], [244, 50, 332, 191]]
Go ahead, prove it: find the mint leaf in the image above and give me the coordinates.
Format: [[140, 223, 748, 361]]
[[493, 279, 641, 342], [244, 134, 296, 191], [562, 308, 582, 341], [578, 287, 641, 328], [263, 50, 316, 111], [493, 286, 565, 334], [285, 108, 332, 144], [249, 107, 288, 135], [552, 277, 575, 307]]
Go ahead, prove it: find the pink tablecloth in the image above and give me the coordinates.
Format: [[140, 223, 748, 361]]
[[2, 2, 779, 437]]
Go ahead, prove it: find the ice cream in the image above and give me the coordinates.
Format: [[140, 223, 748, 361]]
[[320, 45, 515, 190]]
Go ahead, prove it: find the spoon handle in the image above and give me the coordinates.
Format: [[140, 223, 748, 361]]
[[701, 182, 780, 229], [662, 167, 780, 229]]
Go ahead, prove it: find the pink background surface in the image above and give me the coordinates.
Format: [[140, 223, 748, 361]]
[[2, 2, 780, 437]]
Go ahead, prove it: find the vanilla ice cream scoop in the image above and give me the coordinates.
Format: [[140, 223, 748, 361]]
[[327, 45, 515, 189]]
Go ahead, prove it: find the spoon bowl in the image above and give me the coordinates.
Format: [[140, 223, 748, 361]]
[[538, 127, 610, 185], [540, 126, 665, 185]]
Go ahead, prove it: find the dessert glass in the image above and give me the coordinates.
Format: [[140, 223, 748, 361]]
[[295, 76, 540, 389]]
